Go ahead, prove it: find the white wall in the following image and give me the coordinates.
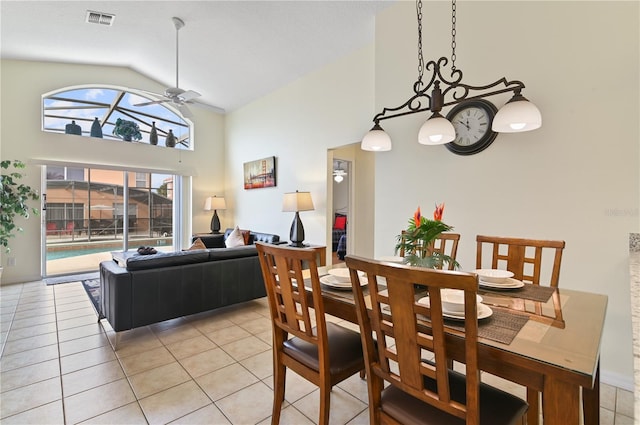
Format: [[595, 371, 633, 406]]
[[0, 60, 225, 284], [225, 45, 376, 258], [373, 1, 639, 386]]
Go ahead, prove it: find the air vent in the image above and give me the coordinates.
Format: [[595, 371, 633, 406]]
[[86, 10, 115, 26]]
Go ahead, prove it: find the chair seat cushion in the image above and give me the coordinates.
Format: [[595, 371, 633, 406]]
[[380, 366, 528, 425], [283, 322, 363, 376]]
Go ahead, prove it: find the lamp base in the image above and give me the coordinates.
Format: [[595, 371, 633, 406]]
[[289, 211, 306, 247], [210, 210, 221, 234], [288, 242, 308, 248]]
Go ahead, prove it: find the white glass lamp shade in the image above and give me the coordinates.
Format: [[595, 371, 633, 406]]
[[334, 174, 344, 183], [361, 123, 392, 151], [418, 113, 456, 145], [282, 191, 314, 212], [492, 93, 542, 133], [204, 196, 226, 211]]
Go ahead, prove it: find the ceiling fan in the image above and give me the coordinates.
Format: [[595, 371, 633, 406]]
[[135, 17, 221, 117]]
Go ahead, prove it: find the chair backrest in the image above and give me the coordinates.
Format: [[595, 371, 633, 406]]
[[476, 235, 565, 287], [255, 242, 329, 361], [399, 231, 460, 270], [345, 255, 481, 424]]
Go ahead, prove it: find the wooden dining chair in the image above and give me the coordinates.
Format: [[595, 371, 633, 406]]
[[475, 235, 565, 287], [255, 243, 365, 425], [476, 235, 565, 425], [345, 255, 528, 425], [399, 231, 461, 270]]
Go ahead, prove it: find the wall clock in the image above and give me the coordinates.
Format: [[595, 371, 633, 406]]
[[445, 99, 498, 155]]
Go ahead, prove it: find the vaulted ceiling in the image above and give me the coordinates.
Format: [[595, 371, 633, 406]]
[[1, 1, 394, 113]]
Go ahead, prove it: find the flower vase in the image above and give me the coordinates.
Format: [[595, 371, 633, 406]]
[[149, 121, 158, 145], [65, 120, 82, 135], [123, 135, 132, 142], [90, 117, 103, 138], [165, 129, 176, 147]]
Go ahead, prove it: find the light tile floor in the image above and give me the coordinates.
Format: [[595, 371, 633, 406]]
[[0, 279, 635, 424]]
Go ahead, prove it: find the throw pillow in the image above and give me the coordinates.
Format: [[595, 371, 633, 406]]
[[334, 215, 347, 230], [188, 238, 207, 250], [241, 230, 251, 245], [225, 226, 246, 248]]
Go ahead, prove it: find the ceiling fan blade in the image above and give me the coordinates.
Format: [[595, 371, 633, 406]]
[[135, 98, 170, 107], [177, 103, 194, 118], [179, 90, 201, 102]]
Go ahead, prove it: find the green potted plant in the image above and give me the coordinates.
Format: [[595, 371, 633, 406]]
[[1, 160, 40, 256], [112, 118, 142, 142], [395, 203, 458, 269]]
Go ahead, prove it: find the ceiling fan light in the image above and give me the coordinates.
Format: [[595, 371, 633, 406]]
[[334, 174, 344, 183], [418, 113, 455, 145], [361, 122, 392, 151], [492, 93, 542, 133]]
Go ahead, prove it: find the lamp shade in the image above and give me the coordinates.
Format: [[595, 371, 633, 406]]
[[361, 123, 392, 151], [282, 191, 314, 212], [204, 196, 226, 211], [334, 174, 344, 183], [418, 113, 456, 145], [492, 94, 542, 133]]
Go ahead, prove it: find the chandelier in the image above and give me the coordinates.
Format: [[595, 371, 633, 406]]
[[362, 0, 541, 152]]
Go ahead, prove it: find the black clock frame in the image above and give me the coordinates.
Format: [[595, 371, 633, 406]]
[[445, 99, 499, 156]]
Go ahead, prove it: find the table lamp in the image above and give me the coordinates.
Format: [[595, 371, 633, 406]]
[[282, 190, 314, 247], [204, 195, 226, 234]]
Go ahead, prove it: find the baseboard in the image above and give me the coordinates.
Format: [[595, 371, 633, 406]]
[[601, 369, 634, 392]]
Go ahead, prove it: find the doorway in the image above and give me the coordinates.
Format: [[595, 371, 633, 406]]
[[332, 159, 350, 264], [327, 143, 375, 265], [43, 165, 176, 277]]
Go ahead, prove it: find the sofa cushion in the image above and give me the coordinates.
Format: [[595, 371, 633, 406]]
[[225, 226, 246, 248], [126, 250, 209, 271]]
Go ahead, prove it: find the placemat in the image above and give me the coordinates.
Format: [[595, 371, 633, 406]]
[[441, 309, 529, 345], [480, 283, 556, 303], [319, 282, 529, 344]]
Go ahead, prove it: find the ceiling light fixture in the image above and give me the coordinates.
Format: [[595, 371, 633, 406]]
[[333, 160, 347, 183], [361, 0, 541, 151]]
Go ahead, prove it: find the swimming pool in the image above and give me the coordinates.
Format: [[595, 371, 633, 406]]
[[46, 246, 115, 260]]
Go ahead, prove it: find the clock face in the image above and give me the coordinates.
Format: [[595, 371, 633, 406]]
[[445, 99, 498, 155]]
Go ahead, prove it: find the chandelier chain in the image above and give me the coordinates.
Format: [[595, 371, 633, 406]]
[[417, 0, 424, 84], [451, 0, 457, 71]]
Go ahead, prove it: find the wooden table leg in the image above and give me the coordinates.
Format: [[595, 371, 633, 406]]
[[582, 359, 600, 425], [543, 376, 580, 425], [526, 388, 540, 425]]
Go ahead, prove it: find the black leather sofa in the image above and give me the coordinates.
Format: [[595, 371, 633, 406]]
[[99, 230, 280, 335]]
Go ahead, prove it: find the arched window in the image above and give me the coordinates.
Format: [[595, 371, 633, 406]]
[[42, 86, 192, 149]]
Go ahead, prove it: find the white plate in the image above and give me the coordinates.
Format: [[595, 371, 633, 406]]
[[320, 274, 368, 289], [327, 268, 364, 282], [478, 277, 524, 289], [417, 297, 493, 320], [473, 269, 514, 283], [441, 289, 483, 313]]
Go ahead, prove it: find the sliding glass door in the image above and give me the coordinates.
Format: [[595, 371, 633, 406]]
[[44, 165, 176, 277]]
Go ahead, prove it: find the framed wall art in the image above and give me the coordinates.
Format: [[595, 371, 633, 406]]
[[244, 156, 276, 189]]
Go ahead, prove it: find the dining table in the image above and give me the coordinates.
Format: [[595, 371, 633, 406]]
[[309, 266, 608, 425]]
